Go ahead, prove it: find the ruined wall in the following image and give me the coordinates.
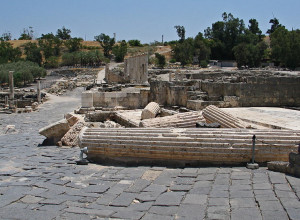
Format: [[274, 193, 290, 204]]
[[124, 54, 148, 84], [200, 76, 300, 107], [91, 89, 149, 109], [150, 75, 300, 108], [150, 80, 193, 107]]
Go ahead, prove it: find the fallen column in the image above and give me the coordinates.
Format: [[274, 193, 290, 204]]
[[140, 111, 205, 128], [203, 105, 250, 128], [79, 128, 300, 165], [141, 102, 160, 120]]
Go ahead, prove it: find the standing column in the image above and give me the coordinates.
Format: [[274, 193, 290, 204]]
[[5, 96, 8, 107], [105, 63, 110, 80], [37, 80, 41, 103], [9, 71, 14, 100]]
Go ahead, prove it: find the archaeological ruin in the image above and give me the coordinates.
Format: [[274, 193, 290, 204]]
[[34, 53, 300, 171]]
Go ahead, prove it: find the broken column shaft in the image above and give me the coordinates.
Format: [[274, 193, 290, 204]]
[[9, 71, 14, 100]]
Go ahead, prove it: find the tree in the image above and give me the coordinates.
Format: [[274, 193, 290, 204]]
[[94, 34, 115, 58], [194, 32, 211, 65], [128, 39, 142, 47], [64, 37, 83, 53], [1, 32, 12, 41], [249, 19, 262, 37], [23, 42, 43, 66], [204, 12, 245, 60], [19, 27, 34, 40], [38, 33, 62, 60], [267, 18, 283, 35], [174, 25, 185, 42], [0, 61, 46, 86], [0, 41, 22, 64], [270, 27, 300, 69], [112, 40, 128, 62], [155, 53, 166, 68], [56, 26, 71, 40], [172, 37, 194, 66]]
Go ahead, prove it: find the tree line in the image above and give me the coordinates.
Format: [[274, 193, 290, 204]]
[[170, 13, 300, 69]]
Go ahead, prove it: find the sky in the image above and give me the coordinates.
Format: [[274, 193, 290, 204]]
[[1, 0, 300, 43]]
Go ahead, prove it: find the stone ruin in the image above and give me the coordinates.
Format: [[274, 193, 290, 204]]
[[38, 56, 300, 171], [0, 72, 46, 114]]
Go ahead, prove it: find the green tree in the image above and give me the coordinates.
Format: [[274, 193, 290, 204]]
[[1, 32, 12, 41], [267, 18, 283, 35], [128, 39, 142, 47], [23, 42, 43, 66], [56, 26, 71, 40], [94, 34, 115, 58], [194, 32, 211, 66], [174, 25, 185, 43], [18, 27, 34, 40], [155, 53, 166, 68], [0, 61, 46, 86], [38, 33, 62, 59], [112, 40, 128, 62], [249, 19, 262, 39], [0, 41, 22, 64], [64, 37, 83, 53], [270, 27, 300, 69], [205, 12, 245, 60], [172, 38, 194, 66]]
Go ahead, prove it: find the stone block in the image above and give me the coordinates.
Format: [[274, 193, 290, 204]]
[[39, 119, 70, 144], [81, 91, 93, 108]]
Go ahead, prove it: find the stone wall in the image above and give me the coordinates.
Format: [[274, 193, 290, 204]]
[[124, 54, 148, 84], [150, 74, 300, 108], [89, 88, 149, 109]]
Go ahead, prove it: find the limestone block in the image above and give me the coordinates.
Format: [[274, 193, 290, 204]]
[[61, 121, 86, 147], [81, 91, 94, 108], [141, 102, 160, 120], [39, 119, 70, 144], [65, 113, 84, 127]]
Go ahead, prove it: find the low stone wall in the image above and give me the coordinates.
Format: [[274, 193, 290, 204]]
[[82, 88, 150, 109]]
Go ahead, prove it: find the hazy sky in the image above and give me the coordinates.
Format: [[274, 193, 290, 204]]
[[1, 0, 299, 43]]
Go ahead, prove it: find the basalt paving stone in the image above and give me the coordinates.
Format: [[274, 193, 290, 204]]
[[183, 194, 207, 205], [231, 207, 262, 220], [189, 186, 211, 195], [169, 184, 192, 192], [258, 200, 285, 211], [230, 190, 254, 198], [129, 201, 153, 212], [279, 198, 300, 209], [275, 190, 298, 199], [181, 168, 199, 174], [261, 210, 289, 220], [95, 193, 119, 205], [136, 191, 163, 202], [175, 177, 197, 185], [154, 192, 185, 206], [112, 210, 145, 220], [143, 184, 168, 193], [149, 205, 179, 216], [124, 179, 151, 193], [209, 190, 229, 198], [82, 184, 111, 194], [176, 204, 206, 219], [230, 197, 257, 209], [196, 174, 215, 181], [274, 183, 292, 191], [206, 206, 230, 220], [64, 206, 115, 218], [110, 192, 138, 207], [141, 213, 173, 220], [208, 197, 229, 206]]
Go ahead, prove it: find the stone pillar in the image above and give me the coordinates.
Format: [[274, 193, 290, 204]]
[[169, 72, 172, 82], [175, 70, 179, 81], [81, 91, 94, 108], [105, 63, 110, 80], [37, 80, 41, 103], [9, 71, 14, 100], [5, 96, 8, 107]]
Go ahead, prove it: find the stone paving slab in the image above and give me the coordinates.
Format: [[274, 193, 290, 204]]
[[0, 88, 300, 220]]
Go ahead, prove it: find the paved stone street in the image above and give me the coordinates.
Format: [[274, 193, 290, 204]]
[[1, 88, 300, 220]]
